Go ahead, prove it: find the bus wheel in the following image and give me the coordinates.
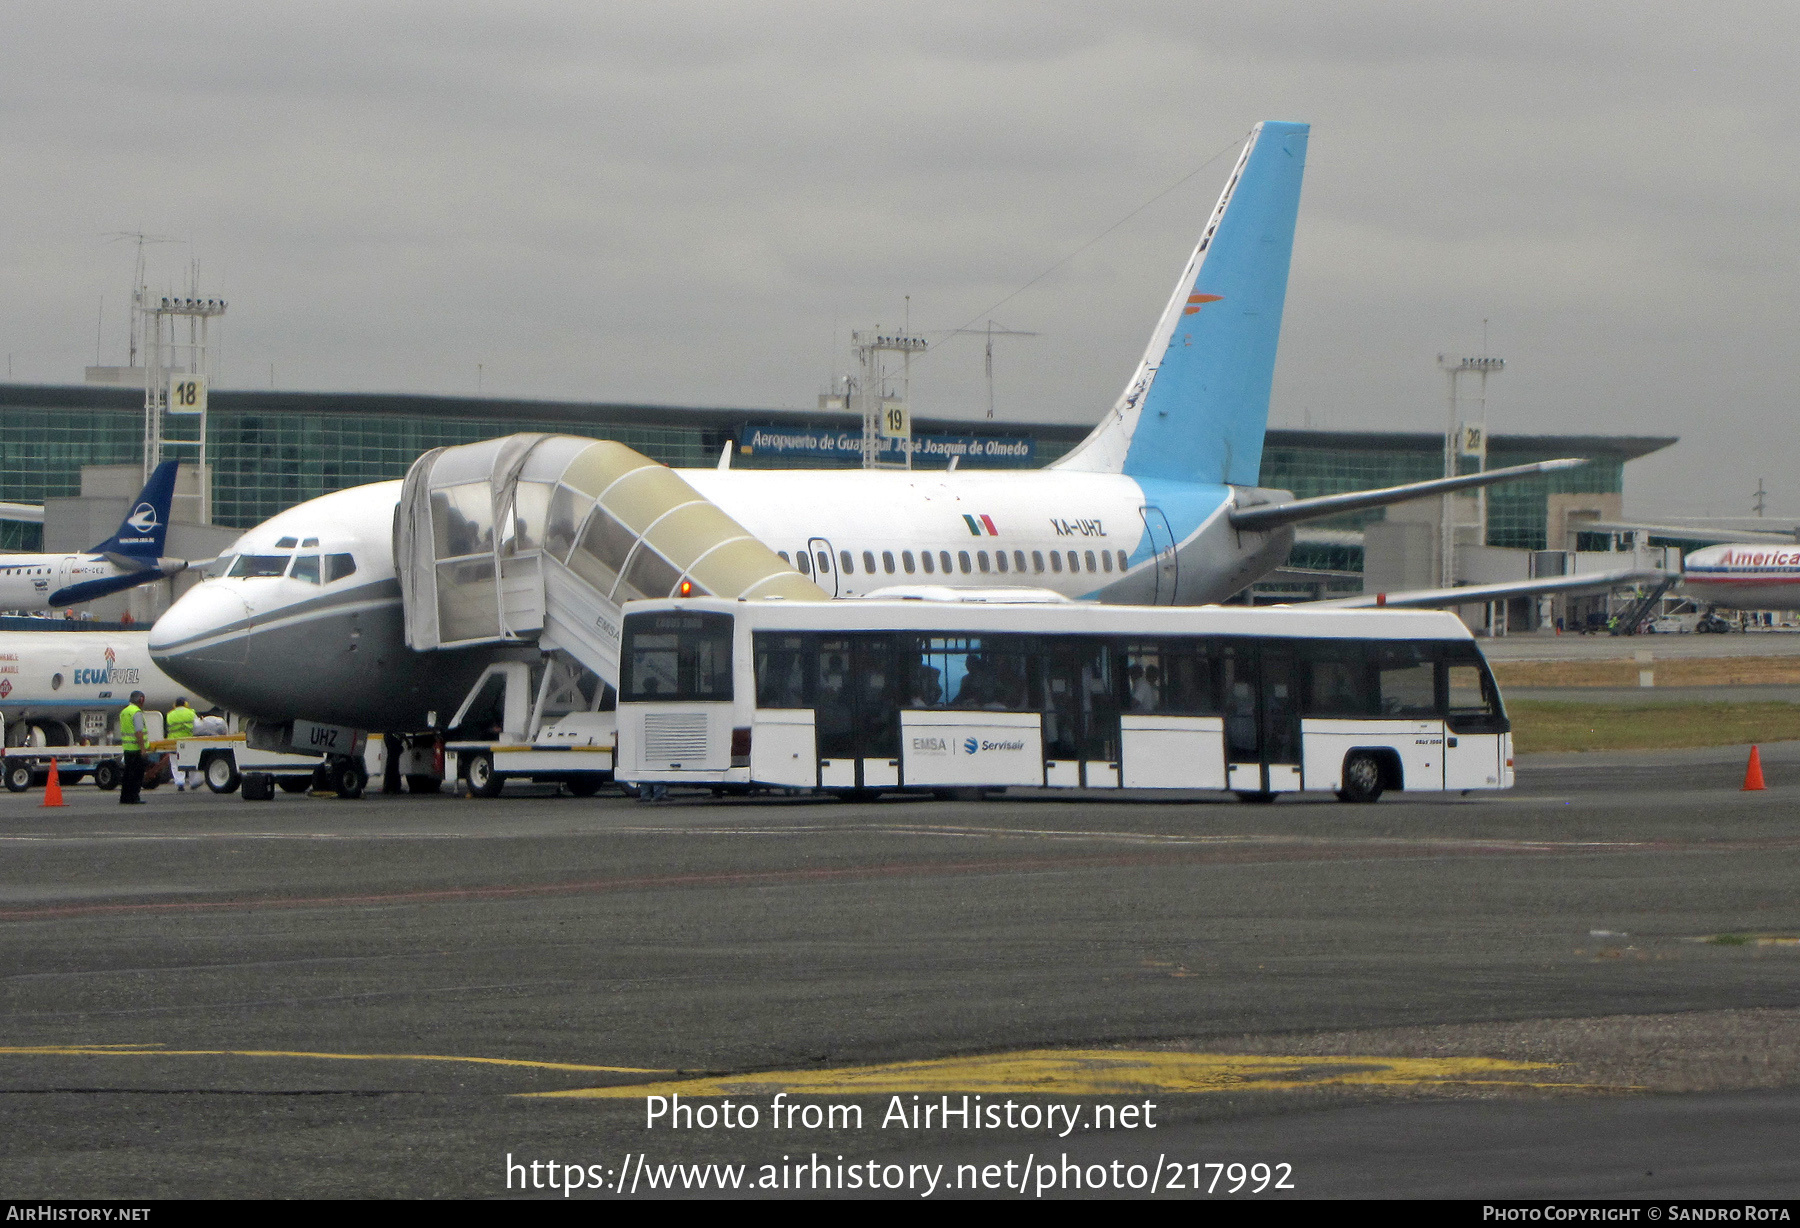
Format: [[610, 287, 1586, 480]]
[[202, 753, 239, 795], [467, 752, 504, 798], [1233, 790, 1276, 804], [278, 777, 312, 794], [1336, 752, 1385, 803], [4, 762, 33, 792], [93, 759, 123, 792]]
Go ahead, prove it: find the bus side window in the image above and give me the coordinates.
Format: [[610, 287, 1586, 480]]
[[1375, 644, 1436, 716], [1158, 643, 1218, 714], [1123, 642, 1161, 711], [754, 633, 811, 708], [1306, 644, 1376, 717]]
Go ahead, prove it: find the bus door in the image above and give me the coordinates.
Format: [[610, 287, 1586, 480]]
[[1442, 655, 1505, 790], [806, 537, 839, 597], [814, 634, 899, 788], [1041, 638, 1121, 788], [1220, 642, 1303, 793], [1138, 506, 1179, 604]]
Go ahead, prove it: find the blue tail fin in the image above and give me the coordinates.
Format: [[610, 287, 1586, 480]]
[[90, 460, 179, 558], [1052, 121, 1308, 484]]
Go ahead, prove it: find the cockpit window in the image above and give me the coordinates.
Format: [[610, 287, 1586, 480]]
[[301, 538, 319, 547], [207, 555, 236, 578], [290, 555, 321, 584], [275, 537, 298, 548], [325, 553, 357, 583], [227, 555, 291, 578]]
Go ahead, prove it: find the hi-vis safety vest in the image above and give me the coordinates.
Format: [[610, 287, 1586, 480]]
[[166, 706, 195, 740], [119, 703, 144, 752]]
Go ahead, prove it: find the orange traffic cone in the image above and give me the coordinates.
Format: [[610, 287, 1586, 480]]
[[1743, 745, 1767, 792], [41, 758, 66, 808]]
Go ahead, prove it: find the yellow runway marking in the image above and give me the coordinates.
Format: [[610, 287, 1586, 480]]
[[529, 1049, 1618, 1099], [0, 1045, 669, 1075]]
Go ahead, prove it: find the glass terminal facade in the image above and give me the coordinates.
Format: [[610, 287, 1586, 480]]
[[0, 386, 1672, 564]]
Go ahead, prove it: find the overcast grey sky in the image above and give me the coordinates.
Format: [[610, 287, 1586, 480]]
[[2, 2, 1794, 515]]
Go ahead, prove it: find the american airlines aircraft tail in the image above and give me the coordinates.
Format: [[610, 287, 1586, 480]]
[[1054, 119, 1307, 485]]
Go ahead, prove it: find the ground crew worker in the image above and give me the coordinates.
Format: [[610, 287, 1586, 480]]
[[166, 697, 197, 791], [119, 690, 148, 805]]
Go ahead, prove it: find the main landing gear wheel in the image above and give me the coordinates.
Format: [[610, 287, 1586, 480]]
[[1233, 790, 1276, 804], [1336, 752, 1385, 803], [93, 759, 122, 792], [4, 762, 33, 793], [278, 777, 312, 794], [466, 751, 504, 798], [564, 777, 602, 798], [203, 754, 239, 795]]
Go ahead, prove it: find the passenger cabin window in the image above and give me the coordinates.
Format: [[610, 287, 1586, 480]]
[[840, 550, 854, 574], [1100, 551, 1112, 573], [325, 553, 357, 583], [864, 551, 877, 574], [816, 551, 831, 574], [1049, 552, 1062, 573], [290, 555, 321, 584], [227, 555, 291, 578], [994, 551, 1007, 573], [796, 551, 811, 575], [620, 611, 734, 702], [882, 551, 895, 574], [1117, 550, 1128, 571], [977, 551, 990, 573], [920, 551, 934, 574], [939, 551, 952, 573], [957, 551, 971, 574], [901, 551, 914, 574]]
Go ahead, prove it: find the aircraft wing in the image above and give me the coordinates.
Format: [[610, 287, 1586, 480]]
[[1229, 458, 1587, 532], [1299, 567, 1671, 610], [0, 502, 43, 524], [1581, 520, 1799, 545]]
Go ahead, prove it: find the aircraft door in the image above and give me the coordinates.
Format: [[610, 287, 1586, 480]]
[[806, 537, 839, 597], [1138, 506, 1179, 605]]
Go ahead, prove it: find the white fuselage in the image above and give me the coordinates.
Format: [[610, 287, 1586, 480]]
[[1682, 543, 1800, 611], [0, 555, 133, 610]]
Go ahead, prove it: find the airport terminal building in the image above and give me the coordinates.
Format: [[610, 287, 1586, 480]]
[[0, 383, 1675, 610]]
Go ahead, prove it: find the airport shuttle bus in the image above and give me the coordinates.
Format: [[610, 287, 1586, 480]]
[[615, 597, 1513, 801]]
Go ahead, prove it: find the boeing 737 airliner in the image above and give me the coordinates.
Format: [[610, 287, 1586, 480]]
[[149, 121, 1633, 733]]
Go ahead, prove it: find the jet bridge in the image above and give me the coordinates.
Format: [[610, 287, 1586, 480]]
[[395, 434, 824, 752]]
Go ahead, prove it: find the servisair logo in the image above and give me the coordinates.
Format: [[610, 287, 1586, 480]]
[[962, 514, 999, 537], [74, 646, 141, 687]]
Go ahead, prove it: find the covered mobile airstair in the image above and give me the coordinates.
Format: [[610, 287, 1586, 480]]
[[394, 433, 824, 746]]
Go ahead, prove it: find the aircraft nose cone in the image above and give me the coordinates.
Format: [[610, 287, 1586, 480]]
[[150, 583, 252, 704]]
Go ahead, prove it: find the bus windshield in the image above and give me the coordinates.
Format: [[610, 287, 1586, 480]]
[[621, 611, 734, 702]]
